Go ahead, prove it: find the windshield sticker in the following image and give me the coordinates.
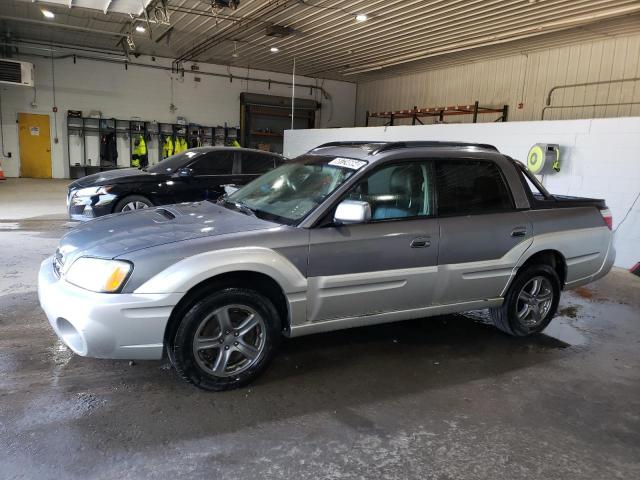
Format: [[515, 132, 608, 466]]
[[328, 157, 367, 170]]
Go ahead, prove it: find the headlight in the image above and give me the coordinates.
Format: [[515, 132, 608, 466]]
[[65, 257, 132, 293], [75, 186, 113, 197]]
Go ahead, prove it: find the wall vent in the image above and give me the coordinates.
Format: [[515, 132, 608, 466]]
[[0, 59, 34, 87]]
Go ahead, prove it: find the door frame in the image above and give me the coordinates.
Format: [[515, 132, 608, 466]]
[[17, 111, 53, 178]]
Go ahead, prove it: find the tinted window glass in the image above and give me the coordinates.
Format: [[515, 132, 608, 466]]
[[435, 160, 512, 215], [347, 162, 432, 220], [146, 150, 202, 174], [190, 151, 234, 175], [242, 152, 275, 174]]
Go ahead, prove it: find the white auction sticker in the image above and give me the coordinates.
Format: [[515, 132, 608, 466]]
[[328, 157, 367, 170]]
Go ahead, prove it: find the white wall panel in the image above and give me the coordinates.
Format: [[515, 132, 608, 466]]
[[0, 55, 356, 178], [356, 32, 640, 127]]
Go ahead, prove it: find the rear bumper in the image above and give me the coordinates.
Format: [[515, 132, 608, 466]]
[[565, 236, 616, 289], [38, 256, 182, 359]]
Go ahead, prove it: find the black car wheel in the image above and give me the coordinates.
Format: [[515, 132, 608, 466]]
[[490, 264, 561, 336], [170, 288, 282, 391], [114, 195, 153, 213]]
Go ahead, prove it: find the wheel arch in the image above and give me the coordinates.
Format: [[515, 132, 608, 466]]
[[163, 270, 291, 350], [517, 249, 567, 288]]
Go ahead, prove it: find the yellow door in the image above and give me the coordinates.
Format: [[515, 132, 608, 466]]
[[18, 113, 52, 178]]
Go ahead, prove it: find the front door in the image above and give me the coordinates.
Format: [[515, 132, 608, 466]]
[[433, 158, 533, 304], [307, 160, 439, 322], [18, 113, 52, 178]]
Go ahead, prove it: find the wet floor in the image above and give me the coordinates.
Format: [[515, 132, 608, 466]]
[[1, 213, 639, 479]]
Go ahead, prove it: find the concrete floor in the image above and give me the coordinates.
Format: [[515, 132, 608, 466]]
[[1, 179, 639, 480]]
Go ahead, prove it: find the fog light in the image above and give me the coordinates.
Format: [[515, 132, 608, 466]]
[[56, 317, 86, 354]]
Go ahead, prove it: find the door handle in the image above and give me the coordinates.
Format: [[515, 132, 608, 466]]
[[411, 237, 431, 248], [511, 227, 527, 237]]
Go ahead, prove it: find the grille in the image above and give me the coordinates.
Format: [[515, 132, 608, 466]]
[[0, 60, 22, 84], [53, 249, 64, 278]]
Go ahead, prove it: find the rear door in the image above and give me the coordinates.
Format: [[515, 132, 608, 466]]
[[236, 151, 277, 184], [307, 160, 439, 322], [434, 159, 533, 304]]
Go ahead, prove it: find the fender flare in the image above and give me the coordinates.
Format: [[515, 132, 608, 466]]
[[134, 247, 307, 295]]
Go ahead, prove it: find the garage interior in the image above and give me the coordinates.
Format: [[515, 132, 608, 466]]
[[1, 1, 639, 479]]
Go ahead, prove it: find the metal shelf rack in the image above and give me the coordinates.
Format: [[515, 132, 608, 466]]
[[365, 100, 509, 126]]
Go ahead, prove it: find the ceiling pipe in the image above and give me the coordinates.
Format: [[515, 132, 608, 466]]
[[12, 45, 331, 99], [0, 15, 129, 38], [546, 77, 640, 106]]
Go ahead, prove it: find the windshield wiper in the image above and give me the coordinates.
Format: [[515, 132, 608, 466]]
[[220, 196, 256, 217]]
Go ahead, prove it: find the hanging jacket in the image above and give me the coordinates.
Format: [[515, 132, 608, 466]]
[[131, 135, 148, 168], [175, 137, 188, 154], [99, 133, 118, 166], [162, 136, 174, 158]]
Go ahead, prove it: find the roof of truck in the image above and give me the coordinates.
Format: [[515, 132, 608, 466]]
[[307, 141, 504, 163]]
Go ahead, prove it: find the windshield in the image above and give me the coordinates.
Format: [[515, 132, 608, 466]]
[[226, 155, 366, 224], [146, 150, 203, 174]]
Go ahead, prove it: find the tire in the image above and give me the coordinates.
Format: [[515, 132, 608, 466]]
[[169, 288, 282, 391], [114, 195, 153, 213], [490, 264, 561, 336]]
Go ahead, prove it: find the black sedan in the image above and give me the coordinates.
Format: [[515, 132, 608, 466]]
[[67, 147, 284, 220]]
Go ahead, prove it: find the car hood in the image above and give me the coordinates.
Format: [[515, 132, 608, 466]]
[[56, 201, 278, 268], [69, 168, 163, 188]]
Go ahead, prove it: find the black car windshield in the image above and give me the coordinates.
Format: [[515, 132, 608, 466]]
[[226, 155, 366, 224], [145, 150, 203, 174]]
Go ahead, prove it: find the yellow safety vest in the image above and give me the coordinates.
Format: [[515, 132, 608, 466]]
[[176, 137, 188, 153], [163, 136, 174, 158], [133, 136, 147, 156]]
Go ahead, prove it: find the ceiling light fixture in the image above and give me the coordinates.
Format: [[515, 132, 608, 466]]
[[135, 25, 146, 33], [270, 47, 279, 53], [42, 9, 55, 19], [355, 13, 367, 22]]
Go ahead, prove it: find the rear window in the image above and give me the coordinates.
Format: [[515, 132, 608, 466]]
[[190, 151, 234, 175], [435, 160, 513, 215], [242, 152, 276, 175]]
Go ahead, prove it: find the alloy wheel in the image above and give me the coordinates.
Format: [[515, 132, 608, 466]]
[[192, 304, 266, 377], [121, 201, 149, 211], [516, 276, 554, 327]]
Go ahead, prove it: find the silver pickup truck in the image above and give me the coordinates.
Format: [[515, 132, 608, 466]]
[[38, 141, 615, 391]]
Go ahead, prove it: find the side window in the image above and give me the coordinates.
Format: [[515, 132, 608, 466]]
[[435, 160, 513, 216], [190, 151, 234, 175], [242, 152, 275, 175], [346, 162, 432, 220]]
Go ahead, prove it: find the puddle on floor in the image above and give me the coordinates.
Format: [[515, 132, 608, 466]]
[[542, 317, 588, 346]]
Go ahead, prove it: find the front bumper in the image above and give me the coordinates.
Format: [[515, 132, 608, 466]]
[[67, 190, 117, 221], [38, 256, 183, 360]]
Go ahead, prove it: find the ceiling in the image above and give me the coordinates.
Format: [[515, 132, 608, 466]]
[[1, 0, 640, 81]]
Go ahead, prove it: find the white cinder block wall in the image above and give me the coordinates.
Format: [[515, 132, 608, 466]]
[[0, 55, 356, 178], [284, 117, 640, 269]]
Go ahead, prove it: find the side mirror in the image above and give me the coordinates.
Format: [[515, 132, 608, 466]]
[[334, 200, 371, 225], [176, 167, 193, 178]]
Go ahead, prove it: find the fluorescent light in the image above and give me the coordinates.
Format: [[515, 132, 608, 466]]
[[42, 9, 55, 19], [270, 47, 279, 53], [355, 13, 367, 22], [135, 25, 146, 33]]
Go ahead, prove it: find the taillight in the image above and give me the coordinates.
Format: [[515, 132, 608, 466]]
[[599, 207, 613, 230]]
